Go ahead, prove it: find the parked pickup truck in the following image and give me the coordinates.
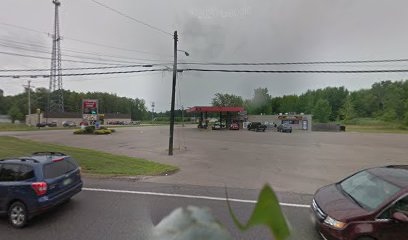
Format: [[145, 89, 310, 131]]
[[247, 122, 267, 132]]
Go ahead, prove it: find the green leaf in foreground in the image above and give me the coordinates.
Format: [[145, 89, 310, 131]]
[[226, 184, 290, 240]]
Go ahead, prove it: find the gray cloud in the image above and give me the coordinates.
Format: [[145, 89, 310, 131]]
[[1, 0, 408, 111]]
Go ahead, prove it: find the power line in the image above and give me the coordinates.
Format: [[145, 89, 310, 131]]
[[0, 42, 170, 65], [1, 71, 165, 85], [5, 22, 408, 67], [5, 64, 408, 75], [0, 39, 172, 62], [4, 67, 408, 79], [0, 50, 155, 65], [182, 68, 408, 74], [180, 58, 408, 66], [0, 64, 161, 72], [0, 21, 171, 57], [0, 22, 47, 35], [88, 0, 173, 37], [0, 68, 167, 78], [62, 37, 172, 57]]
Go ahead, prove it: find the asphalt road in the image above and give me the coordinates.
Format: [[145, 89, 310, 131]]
[[0, 179, 320, 240]]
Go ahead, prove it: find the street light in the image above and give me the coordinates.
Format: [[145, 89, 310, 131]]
[[178, 50, 190, 56], [169, 31, 190, 156]]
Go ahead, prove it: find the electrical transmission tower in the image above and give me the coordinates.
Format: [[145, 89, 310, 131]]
[[48, 0, 64, 113]]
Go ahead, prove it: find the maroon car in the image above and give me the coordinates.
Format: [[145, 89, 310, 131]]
[[311, 165, 408, 240], [229, 123, 240, 130]]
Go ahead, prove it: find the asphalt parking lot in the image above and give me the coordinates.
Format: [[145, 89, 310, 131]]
[[3, 125, 408, 194]]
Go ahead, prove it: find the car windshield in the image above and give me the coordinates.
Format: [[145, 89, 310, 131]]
[[340, 170, 401, 211]]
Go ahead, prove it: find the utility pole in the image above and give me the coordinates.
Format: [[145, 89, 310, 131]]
[[151, 102, 155, 124], [168, 31, 178, 156], [23, 80, 35, 125], [181, 105, 184, 127]]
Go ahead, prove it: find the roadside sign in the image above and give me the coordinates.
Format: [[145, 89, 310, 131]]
[[82, 99, 98, 115], [83, 114, 98, 121]]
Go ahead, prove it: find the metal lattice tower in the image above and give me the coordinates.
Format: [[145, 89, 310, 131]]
[[48, 0, 64, 113]]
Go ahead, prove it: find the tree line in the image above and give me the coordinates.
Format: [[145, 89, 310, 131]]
[[211, 80, 408, 124], [2, 80, 408, 124], [0, 88, 149, 122]]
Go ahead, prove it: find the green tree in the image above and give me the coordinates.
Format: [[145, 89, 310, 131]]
[[131, 98, 148, 120], [339, 96, 355, 121], [278, 95, 299, 114], [211, 93, 244, 107], [313, 99, 332, 123], [247, 88, 272, 114], [404, 112, 408, 126], [8, 105, 23, 123]]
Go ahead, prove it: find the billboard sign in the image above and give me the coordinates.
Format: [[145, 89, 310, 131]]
[[82, 99, 98, 115]]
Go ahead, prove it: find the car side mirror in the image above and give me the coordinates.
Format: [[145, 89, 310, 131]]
[[392, 212, 408, 223]]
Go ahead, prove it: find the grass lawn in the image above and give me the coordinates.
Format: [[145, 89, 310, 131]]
[[346, 125, 408, 134], [0, 136, 178, 176], [0, 123, 71, 132], [341, 118, 408, 134]]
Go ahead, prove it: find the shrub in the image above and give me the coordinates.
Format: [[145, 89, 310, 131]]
[[94, 129, 112, 135], [404, 112, 408, 126], [73, 129, 86, 134], [85, 126, 96, 134]]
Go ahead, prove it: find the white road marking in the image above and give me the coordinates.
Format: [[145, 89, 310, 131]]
[[83, 187, 310, 208]]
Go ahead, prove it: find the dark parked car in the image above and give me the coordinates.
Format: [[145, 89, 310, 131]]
[[277, 124, 292, 133], [247, 122, 267, 132], [36, 122, 47, 128], [311, 165, 408, 240], [46, 122, 57, 127], [0, 152, 82, 228]]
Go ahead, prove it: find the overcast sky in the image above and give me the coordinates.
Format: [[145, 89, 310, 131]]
[[2, 0, 408, 111]]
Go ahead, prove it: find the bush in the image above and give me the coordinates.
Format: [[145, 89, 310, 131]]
[[73, 129, 86, 134], [74, 126, 114, 135], [94, 129, 112, 135], [380, 109, 397, 122], [85, 126, 96, 134], [404, 112, 408, 126], [343, 118, 388, 126]]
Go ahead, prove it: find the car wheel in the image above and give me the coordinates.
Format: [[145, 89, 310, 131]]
[[8, 201, 28, 228]]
